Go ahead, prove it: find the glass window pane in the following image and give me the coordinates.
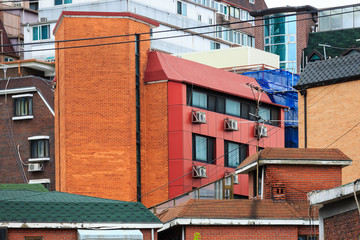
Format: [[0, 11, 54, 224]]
[[287, 15, 296, 35], [45, 140, 49, 157], [271, 44, 286, 61], [271, 15, 285, 35], [41, 25, 49, 40], [235, 8, 240, 19], [195, 135, 207, 161], [64, 0, 72, 3], [288, 43, 296, 61], [182, 3, 187, 16], [38, 140, 44, 157], [54, 0, 62, 5], [193, 91, 207, 108], [355, 7, 360, 27], [331, 9, 342, 30], [208, 95, 216, 111], [32, 27, 38, 41], [217, 97, 225, 113], [226, 99, 240, 117], [31, 141, 37, 158], [227, 142, 239, 168], [343, 7, 354, 29], [177, 1, 182, 14], [259, 107, 270, 122], [319, 11, 331, 31]]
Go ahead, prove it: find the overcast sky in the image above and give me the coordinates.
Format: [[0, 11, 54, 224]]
[[265, 0, 360, 9]]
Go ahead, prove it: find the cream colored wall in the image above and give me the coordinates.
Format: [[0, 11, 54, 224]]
[[298, 80, 360, 184], [177, 47, 279, 69]]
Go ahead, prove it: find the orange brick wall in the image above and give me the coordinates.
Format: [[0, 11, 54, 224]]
[[141, 81, 169, 207], [55, 16, 151, 201], [298, 80, 360, 184]]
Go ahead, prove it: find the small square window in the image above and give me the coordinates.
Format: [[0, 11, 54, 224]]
[[30, 139, 49, 159], [14, 96, 33, 117]]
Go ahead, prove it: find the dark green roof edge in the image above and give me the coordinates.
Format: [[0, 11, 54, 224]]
[[0, 184, 48, 192]]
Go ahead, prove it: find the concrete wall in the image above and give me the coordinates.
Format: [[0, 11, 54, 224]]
[[177, 46, 279, 69]]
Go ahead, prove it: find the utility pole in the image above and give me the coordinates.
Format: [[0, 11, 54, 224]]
[[247, 83, 265, 197]]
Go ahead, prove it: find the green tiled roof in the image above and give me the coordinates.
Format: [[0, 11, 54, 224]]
[[0, 189, 161, 224], [0, 184, 48, 192], [304, 28, 360, 58]]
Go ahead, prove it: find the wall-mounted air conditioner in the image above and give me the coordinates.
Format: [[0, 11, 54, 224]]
[[28, 163, 43, 172], [222, 14, 230, 21], [193, 166, 207, 178], [224, 118, 238, 131], [192, 110, 207, 124], [255, 124, 268, 138]]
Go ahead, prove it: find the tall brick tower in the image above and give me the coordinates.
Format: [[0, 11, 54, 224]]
[[54, 12, 158, 203]]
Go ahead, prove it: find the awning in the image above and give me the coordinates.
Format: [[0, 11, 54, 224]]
[[77, 230, 143, 240]]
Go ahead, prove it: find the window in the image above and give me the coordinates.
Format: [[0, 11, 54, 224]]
[[177, 1, 187, 16], [13, 95, 33, 118], [29, 137, 49, 159], [198, 15, 202, 21], [225, 141, 248, 168], [226, 99, 240, 117], [4, 57, 14, 62], [210, 41, 220, 50], [187, 86, 280, 125], [193, 134, 215, 163], [249, 0, 255, 3], [54, 0, 71, 5], [32, 25, 50, 41], [209, 18, 213, 24]]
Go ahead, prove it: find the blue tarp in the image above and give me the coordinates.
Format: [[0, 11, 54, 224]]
[[243, 69, 299, 148]]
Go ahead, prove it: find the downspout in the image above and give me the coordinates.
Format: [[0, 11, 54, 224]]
[[300, 89, 307, 148], [151, 228, 154, 240], [0, 30, 3, 62], [182, 226, 185, 240]]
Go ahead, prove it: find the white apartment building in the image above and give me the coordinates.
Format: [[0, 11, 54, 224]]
[[23, 0, 260, 60]]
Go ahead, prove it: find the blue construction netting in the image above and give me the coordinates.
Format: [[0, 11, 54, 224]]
[[243, 69, 299, 148]]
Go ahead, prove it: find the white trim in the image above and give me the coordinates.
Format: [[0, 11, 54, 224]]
[[28, 157, 50, 162], [308, 181, 360, 205], [158, 218, 319, 232], [28, 179, 50, 184], [236, 159, 352, 174], [235, 162, 256, 174], [0, 222, 163, 229], [145, 80, 168, 84], [28, 136, 50, 140], [12, 94, 33, 98], [0, 87, 37, 95], [12, 115, 34, 121], [261, 167, 264, 200], [37, 90, 55, 116]]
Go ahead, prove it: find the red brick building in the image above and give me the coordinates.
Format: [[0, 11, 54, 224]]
[[309, 179, 360, 240], [54, 11, 285, 208], [156, 148, 351, 240], [0, 76, 55, 190]]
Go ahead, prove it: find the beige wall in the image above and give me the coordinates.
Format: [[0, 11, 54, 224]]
[[177, 46, 279, 69], [298, 80, 360, 184]]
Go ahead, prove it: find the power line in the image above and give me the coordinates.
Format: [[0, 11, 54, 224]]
[[326, 121, 360, 148], [1, 4, 360, 54]]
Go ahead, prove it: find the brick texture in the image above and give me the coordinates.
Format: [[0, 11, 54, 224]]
[[296, 14, 316, 72], [324, 209, 360, 240], [248, 165, 342, 200], [298, 80, 360, 184], [141, 81, 169, 207], [7, 229, 156, 240], [0, 88, 55, 190], [55, 16, 151, 201]]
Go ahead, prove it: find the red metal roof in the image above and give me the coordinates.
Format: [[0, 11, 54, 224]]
[[144, 51, 275, 105], [54, 11, 159, 35]]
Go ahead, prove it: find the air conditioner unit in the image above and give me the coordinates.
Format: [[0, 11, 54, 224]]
[[255, 124, 268, 138], [222, 14, 230, 21], [192, 110, 207, 124], [224, 118, 238, 131], [28, 163, 43, 172], [40, 17, 47, 22], [193, 166, 207, 178]]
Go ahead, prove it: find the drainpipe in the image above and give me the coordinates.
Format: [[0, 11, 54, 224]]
[[0, 30, 3, 61], [300, 89, 307, 148], [151, 228, 154, 240]]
